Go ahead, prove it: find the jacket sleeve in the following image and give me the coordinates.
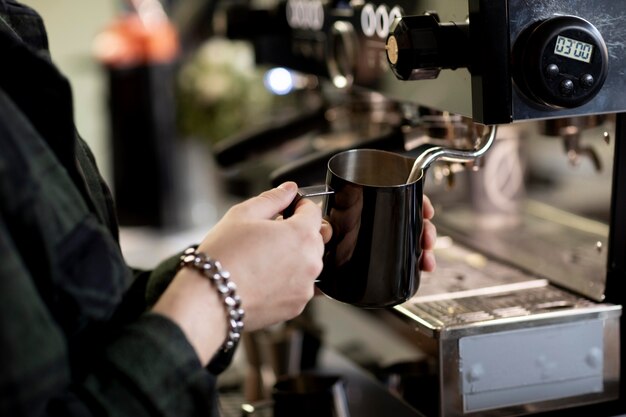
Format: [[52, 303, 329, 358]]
[[0, 87, 224, 416], [0, 208, 223, 417]]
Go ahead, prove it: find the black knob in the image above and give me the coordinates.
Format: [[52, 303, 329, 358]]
[[545, 64, 560, 79], [386, 14, 470, 81], [559, 79, 575, 96], [580, 73, 595, 88]]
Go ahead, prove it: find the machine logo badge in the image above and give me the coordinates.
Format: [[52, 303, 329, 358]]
[[286, 0, 325, 31]]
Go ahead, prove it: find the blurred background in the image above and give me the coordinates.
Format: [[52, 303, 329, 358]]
[[18, 2, 621, 416], [22, 1, 117, 182], [18, 2, 428, 413], [21, 0, 614, 257]]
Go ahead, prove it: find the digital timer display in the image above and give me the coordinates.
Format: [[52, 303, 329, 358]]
[[554, 35, 594, 63]]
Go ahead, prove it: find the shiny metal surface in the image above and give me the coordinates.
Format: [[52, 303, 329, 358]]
[[538, 115, 611, 171], [436, 200, 609, 301], [317, 149, 424, 307], [406, 124, 497, 182], [389, 236, 621, 416], [433, 311, 620, 417]]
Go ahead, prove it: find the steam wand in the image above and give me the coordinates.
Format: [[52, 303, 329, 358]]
[[406, 124, 498, 183]]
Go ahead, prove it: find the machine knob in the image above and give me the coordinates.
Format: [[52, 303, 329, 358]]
[[385, 14, 470, 81], [513, 15, 609, 108]]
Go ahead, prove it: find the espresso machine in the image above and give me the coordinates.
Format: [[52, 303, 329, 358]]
[[212, 1, 626, 415]]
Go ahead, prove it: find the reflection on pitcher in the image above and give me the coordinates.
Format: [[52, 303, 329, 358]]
[[329, 182, 362, 268]]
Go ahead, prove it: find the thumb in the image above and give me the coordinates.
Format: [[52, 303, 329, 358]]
[[239, 182, 299, 219]]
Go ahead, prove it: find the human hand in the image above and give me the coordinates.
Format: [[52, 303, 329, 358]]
[[196, 181, 326, 332], [153, 182, 327, 364], [421, 194, 437, 272]]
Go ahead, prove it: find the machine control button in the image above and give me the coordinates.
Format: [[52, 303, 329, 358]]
[[560, 79, 575, 96], [580, 73, 595, 88], [545, 64, 560, 79]]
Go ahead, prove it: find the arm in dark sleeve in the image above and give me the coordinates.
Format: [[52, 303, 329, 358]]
[[0, 215, 220, 417], [0, 87, 223, 416]]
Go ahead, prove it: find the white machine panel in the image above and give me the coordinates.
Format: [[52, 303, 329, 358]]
[[459, 320, 604, 412]]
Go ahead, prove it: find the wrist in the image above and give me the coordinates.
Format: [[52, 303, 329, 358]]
[[177, 247, 245, 354]]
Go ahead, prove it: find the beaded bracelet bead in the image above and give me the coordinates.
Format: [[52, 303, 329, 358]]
[[178, 246, 245, 353]]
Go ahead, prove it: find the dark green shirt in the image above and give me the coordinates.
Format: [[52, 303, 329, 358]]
[[0, 1, 228, 415]]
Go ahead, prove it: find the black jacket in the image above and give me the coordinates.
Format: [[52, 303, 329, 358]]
[[0, 2, 229, 415]]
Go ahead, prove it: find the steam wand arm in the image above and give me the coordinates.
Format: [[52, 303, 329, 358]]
[[406, 124, 498, 183]]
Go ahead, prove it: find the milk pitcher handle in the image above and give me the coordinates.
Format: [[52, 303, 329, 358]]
[[282, 185, 334, 219]]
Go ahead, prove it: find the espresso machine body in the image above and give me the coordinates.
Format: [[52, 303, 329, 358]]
[[374, 0, 626, 123], [222, 1, 626, 415], [228, 0, 626, 123]]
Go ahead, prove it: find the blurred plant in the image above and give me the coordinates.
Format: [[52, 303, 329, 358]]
[[176, 38, 275, 144]]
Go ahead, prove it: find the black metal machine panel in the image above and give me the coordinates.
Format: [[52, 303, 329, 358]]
[[226, 0, 626, 124], [222, 1, 626, 415]]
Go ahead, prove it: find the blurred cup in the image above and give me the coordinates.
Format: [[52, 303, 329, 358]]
[[273, 373, 350, 417]]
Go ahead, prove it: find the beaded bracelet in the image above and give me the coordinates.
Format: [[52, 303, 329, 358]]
[[178, 246, 245, 353]]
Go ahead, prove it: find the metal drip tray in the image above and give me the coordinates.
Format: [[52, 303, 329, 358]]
[[394, 238, 619, 340], [432, 200, 609, 301], [408, 284, 598, 329]]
